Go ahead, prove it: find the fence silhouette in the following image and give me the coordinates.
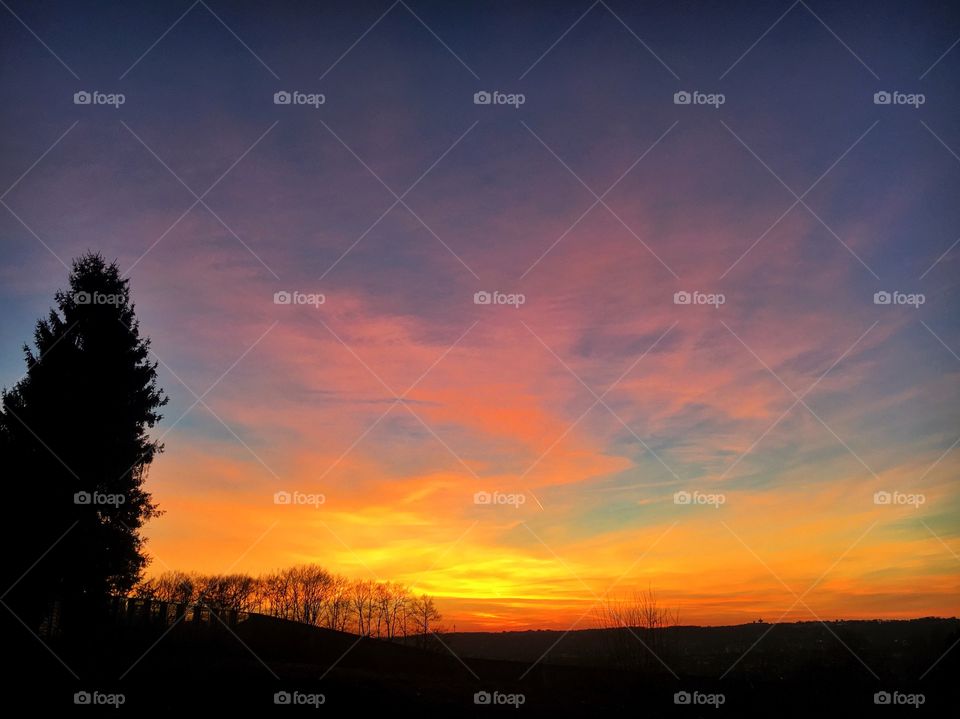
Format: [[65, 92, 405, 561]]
[[108, 596, 249, 628], [39, 596, 250, 637]]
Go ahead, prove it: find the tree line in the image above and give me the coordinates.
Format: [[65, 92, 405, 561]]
[[133, 565, 443, 640]]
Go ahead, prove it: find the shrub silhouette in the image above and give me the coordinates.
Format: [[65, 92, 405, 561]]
[[1, 253, 166, 629]]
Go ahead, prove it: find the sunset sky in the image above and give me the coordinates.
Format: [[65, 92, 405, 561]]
[[1, 0, 958, 630]]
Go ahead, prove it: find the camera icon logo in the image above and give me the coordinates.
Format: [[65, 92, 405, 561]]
[[274, 491, 292, 505], [274, 691, 291, 704], [74, 91, 92, 105], [474, 491, 492, 505], [74, 291, 92, 304], [474, 91, 492, 105], [274, 91, 292, 105], [873, 91, 891, 105], [873, 291, 891, 305], [74, 491, 92, 505], [673, 491, 692, 505], [274, 291, 292, 305], [673, 91, 691, 105], [474, 291, 492, 305], [874, 691, 891, 705], [74, 691, 92, 705], [873, 491, 892, 505], [674, 290, 691, 305], [474, 691, 491, 704], [674, 691, 691, 704]]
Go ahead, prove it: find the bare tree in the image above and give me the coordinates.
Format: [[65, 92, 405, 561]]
[[195, 574, 256, 611], [259, 569, 293, 619], [291, 565, 333, 625], [324, 574, 352, 631], [135, 571, 195, 603], [351, 579, 375, 636], [132, 566, 440, 641], [594, 586, 680, 672], [408, 594, 442, 648], [383, 583, 411, 639]]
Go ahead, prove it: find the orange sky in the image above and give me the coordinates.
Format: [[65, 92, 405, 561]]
[[138, 250, 960, 629]]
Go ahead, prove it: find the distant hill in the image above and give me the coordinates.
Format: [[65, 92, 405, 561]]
[[8, 613, 959, 715], [437, 618, 960, 677]]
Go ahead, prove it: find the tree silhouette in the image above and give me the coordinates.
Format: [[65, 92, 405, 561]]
[[0, 253, 166, 628], [133, 566, 441, 641]]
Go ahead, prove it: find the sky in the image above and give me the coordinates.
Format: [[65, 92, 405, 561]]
[[1, 0, 958, 630]]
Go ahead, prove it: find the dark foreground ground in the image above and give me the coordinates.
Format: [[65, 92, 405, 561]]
[[4, 614, 958, 715]]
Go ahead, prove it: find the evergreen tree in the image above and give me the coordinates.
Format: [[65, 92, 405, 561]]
[[1, 253, 166, 627]]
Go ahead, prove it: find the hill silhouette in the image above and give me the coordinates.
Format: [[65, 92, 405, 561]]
[[8, 609, 958, 715]]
